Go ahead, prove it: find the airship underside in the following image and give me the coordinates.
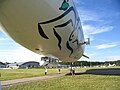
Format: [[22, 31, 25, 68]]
[[0, 0, 85, 62]]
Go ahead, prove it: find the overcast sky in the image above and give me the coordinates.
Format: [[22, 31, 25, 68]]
[[0, 0, 120, 62]]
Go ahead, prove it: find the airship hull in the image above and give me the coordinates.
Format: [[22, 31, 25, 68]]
[[0, 0, 85, 62]]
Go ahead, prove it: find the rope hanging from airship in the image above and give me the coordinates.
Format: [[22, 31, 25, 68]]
[[38, 0, 81, 57]]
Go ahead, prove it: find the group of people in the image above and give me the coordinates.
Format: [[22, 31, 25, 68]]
[[44, 67, 75, 75], [70, 67, 75, 75], [44, 68, 61, 75]]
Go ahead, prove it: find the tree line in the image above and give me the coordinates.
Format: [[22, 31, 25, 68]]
[[60, 60, 120, 67]]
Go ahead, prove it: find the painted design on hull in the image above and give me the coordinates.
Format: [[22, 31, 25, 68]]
[[66, 41, 73, 57], [38, 6, 76, 50], [38, 1, 82, 57], [53, 19, 73, 50], [53, 28, 62, 50], [59, 0, 69, 11], [38, 23, 49, 39]]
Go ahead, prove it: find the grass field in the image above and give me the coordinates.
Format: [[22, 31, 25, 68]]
[[0, 67, 104, 81], [0, 68, 68, 81], [1, 67, 120, 90], [2, 73, 120, 90]]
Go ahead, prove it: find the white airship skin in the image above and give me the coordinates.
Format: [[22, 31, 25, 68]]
[[0, 0, 85, 62]]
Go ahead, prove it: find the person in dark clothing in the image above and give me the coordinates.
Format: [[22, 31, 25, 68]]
[[58, 68, 61, 74]]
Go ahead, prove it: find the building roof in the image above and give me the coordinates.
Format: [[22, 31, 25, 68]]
[[7, 61, 39, 66], [0, 62, 6, 65]]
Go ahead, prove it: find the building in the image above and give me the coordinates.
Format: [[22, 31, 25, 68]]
[[7, 61, 40, 69], [40, 57, 59, 68], [0, 62, 6, 68], [19, 61, 40, 69], [6, 63, 19, 69]]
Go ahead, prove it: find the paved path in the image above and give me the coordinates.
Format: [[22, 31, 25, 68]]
[[1, 74, 65, 86]]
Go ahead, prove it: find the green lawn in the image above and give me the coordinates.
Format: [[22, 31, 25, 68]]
[[0, 68, 68, 81], [0, 67, 120, 81], [1, 67, 120, 90], [2, 74, 120, 90], [0, 67, 104, 81]]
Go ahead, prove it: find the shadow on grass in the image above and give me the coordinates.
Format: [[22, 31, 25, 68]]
[[66, 68, 120, 76]]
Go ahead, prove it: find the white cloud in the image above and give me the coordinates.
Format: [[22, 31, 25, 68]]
[[79, 10, 102, 22], [76, 6, 103, 23], [83, 25, 113, 37], [107, 56, 120, 60], [74, 0, 85, 6], [82, 25, 113, 40], [91, 26, 113, 35], [0, 47, 43, 63], [0, 37, 9, 41], [95, 43, 117, 49]]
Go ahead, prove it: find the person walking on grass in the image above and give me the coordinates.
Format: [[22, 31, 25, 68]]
[[45, 68, 47, 75], [58, 68, 61, 74]]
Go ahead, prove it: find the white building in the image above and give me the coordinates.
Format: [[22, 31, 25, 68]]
[[40, 57, 59, 68], [7, 61, 40, 69]]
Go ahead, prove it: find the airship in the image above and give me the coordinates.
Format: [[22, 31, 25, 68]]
[[0, 0, 89, 62]]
